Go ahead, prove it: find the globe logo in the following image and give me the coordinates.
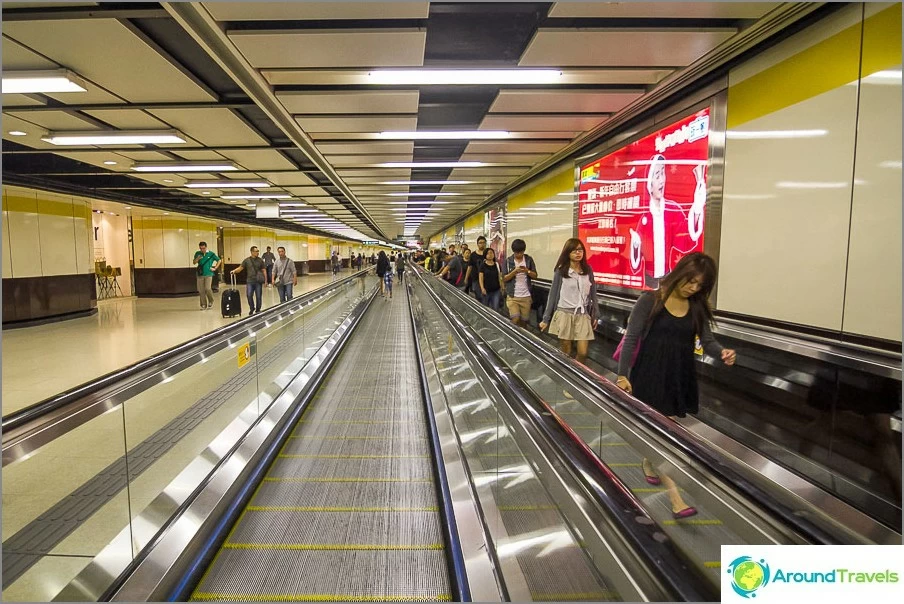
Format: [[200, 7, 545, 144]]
[[727, 556, 771, 598]]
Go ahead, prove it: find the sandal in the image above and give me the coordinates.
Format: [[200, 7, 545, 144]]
[[642, 460, 661, 485], [672, 506, 698, 520]]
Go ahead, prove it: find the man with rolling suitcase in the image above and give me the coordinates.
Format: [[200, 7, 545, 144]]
[[230, 246, 266, 316]]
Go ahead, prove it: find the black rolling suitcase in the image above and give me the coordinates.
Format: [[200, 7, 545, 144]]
[[221, 273, 242, 318]]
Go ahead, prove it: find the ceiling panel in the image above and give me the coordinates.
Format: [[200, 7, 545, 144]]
[[317, 141, 415, 155], [520, 29, 736, 67], [278, 91, 420, 114], [229, 30, 426, 68], [328, 154, 414, 167], [52, 151, 138, 171], [2, 20, 216, 103], [463, 140, 568, 154], [3, 114, 64, 148], [308, 130, 581, 141], [549, 2, 779, 18], [448, 167, 527, 178], [480, 114, 609, 132], [220, 148, 298, 171], [248, 172, 316, 187], [490, 90, 644, 113], [296, 115, 418, 133], [172, 149, 229, 161], [1, 94, 46, 107], [1, 36, 59, 70], [149, 108, 269, 147], [284, 186, 331, 197], [83, 109, 171, 130], [206, 2, 428, 21], [44, 82, 123, 105], [338, 168, 412, 178], [8, 110, 101, 131]]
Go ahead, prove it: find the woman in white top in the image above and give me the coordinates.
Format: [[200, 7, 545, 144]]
[[539, 238, 599, 363]]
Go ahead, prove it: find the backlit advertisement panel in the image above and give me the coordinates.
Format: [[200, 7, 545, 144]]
[[578, 108, 710, 290]]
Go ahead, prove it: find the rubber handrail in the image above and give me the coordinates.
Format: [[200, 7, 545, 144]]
[[3, 269, 372, 431], [414, 269, 717, 602]]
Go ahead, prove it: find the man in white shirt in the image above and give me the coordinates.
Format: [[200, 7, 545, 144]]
[[273, 246, 298, 303]]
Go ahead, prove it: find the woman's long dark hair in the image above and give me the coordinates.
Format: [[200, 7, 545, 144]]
[[648, 252, 717, 336], [553, 238, 591, 278]]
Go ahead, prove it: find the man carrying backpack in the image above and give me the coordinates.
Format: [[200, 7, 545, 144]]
[[503, 238, 538, 328]]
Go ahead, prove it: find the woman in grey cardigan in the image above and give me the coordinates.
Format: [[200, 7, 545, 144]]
[[616, 252, 736, 518], [539, 238, 599, 363]]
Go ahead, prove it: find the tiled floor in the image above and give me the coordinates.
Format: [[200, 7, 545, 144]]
[[1, 272, 344, 415]]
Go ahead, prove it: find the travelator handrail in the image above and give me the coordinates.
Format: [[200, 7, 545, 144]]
[[530, 278, 901, 380], [419, 266, 857, 545], [412, 267, 718, 602], [2, 269, 373, 465]]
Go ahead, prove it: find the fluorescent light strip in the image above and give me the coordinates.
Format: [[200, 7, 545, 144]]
[[42, 130, 186, 146], [2, 69, 87, 93], [185, 181, 269, 188], [379, 161, 485, 168], [366, 69, 562, 85], [388, 201, 451, 205], [380, 180, 473, 185], [220, 194, 291, 200], [378, 130, 510, 140], [132, 162, 238, 172]]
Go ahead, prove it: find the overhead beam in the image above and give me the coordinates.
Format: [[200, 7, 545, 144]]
[[1, 102, 257, 112], [162, 1, 390, 242], [2, 3, 169, 21]]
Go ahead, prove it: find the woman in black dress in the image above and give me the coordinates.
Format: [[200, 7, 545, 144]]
[[616, 253, 736, 518]]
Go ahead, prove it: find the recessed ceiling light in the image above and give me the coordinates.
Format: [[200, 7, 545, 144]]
[[220, 194, 291, 200], [103, 160, 117, 165], [378, 161, 485, 168], [2, 69, 88, 94], [42, 130, 186, 146], [366, 69, 562, 85], [202, 191, 211, 195], [162, 179, 174, 183], [185, 180, 270, 188], [163, 212, 170, 215], [378, 131, 510, 140], [124, 206, 131, 209], [131, 162, 238, 172], [8, 130, 27, 136]]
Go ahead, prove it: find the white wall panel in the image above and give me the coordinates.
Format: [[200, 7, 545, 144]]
[[74, 201, 92, 275], [37, 194, 78, 276], [6, 190, 42, 278], [719, 86, 857, 329], [162, 218, 190, 268], [142, 217, 165, 269], [132, 217, 146, 269], [842, 67, 902, 340]]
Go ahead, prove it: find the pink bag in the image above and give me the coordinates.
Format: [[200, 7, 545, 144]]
[[613, 333, 641, 367]]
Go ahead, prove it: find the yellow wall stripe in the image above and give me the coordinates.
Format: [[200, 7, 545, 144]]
[[192, 592, 451, 602], [508, 166, 573, 213], [464, 213, 483, 231], [727, 5, 900, 129], [222, 543, 444, 551]]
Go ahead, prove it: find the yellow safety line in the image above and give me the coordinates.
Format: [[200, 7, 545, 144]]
[[262, 477, 433, 483], [245, 506, 439, 512], [498, 505, 558, 511], [277, 454, 429, 459], [662, 519, 724, 526], [530, 591, 620, 601], [705, 561, 722, 568], [630, 487, 668, 493], [192, 593, 451, 602], [222, 543, 444, 551]]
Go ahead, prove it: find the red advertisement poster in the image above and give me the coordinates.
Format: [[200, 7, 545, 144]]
[[577, 108, 710, 290]]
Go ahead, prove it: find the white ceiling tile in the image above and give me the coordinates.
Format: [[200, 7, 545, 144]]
[[448, 167, 529, 179], [172, 150, 229, 161], [148, 108, 268, 147], [285, 186, 331, 197], [229, 30, 426, 68], [339, 168, 411, 178], [2, 20, 215, 103], [8, 110, 101, 131], [205, 2, 428, 20], [2, 114, 65, 148], [1, 94, 46, 106], [278, 91, 420, 114], [220, 148, 297, 171], [481, 114, 609, 132], [463, 140, 569, 154], [82, 109, 170, 130], [520, 30, 736, 67], [490, 90, 644, 113], [251, 172, 316, 187], [297, 115, 418, 133], [115, 150, 184, 162], [549, 2, 779, 18], [317, 141, 414, 155], [328, 154, 414, 167], [1, 36, 59, 69], [52, 151, 135, 170]]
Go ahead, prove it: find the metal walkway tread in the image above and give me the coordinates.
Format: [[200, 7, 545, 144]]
[[192, 289, 451, 601]]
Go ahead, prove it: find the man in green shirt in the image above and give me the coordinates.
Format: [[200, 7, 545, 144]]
[[193, 241, 220, 310]]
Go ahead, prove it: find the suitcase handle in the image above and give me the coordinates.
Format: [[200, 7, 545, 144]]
[[231, 272, 237, 288]]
